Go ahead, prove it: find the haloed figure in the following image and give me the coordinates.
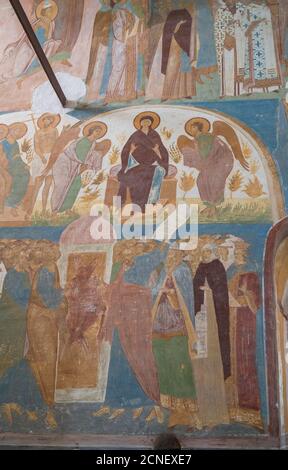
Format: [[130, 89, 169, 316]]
[[0, 242, 31, 377], [51, 121, 111, 214], [28, 113, 60, 216], [194, 243, 231, 382], [151, 248, 200, 429], [118, 112, 168, 212], [1, 123, 30, 218], [27, 242, 66, 406], [177, 117, 249, 217]]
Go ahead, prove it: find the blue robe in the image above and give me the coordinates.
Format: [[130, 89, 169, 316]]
[[0, 268, 31, 377]]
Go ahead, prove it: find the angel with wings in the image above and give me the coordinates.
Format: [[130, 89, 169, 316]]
[[50, 121, 111, 215], [177, 118, 249, 217]]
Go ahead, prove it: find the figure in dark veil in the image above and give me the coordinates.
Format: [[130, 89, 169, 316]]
[[146, 0, 218, 100], [118, 111, 169, 212], [194, 244, 231, 381], [161, 1, 197, 99]]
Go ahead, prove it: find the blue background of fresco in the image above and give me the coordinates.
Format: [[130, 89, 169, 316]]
[[1, 99, 288, 434], [0, 222, 271, 430]]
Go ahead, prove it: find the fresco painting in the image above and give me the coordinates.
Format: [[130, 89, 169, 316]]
[[0, 105, 279, 226], [1, 0, 288, 449], [0, 99, 286, 440], [0, 229, 267, 433], [0, 1, 288, 111]]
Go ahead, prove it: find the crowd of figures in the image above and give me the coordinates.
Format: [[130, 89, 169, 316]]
[[0, 235, 262, 430], [0, 0, 287, 104], [0, 109, 255, 221], [0, 115, 112, 219]]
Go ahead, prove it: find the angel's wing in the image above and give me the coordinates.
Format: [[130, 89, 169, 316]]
[[101, 138, 112, 156], [177, 135, 195, 152], [212, 120, 249, 171]]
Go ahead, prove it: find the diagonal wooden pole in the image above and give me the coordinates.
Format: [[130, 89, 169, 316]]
[[9, 0, 67, 107]]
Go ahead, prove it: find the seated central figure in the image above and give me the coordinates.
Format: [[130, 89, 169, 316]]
[[118, 111, 169, 212]]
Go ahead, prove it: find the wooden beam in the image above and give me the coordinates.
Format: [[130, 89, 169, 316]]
[[9, 0, 67, 107]]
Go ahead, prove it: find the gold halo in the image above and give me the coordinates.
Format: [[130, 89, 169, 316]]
[[36, 0, 58, 21], [185, 117, 211, 136], [133, 111, 161, 130], [0, 123, 8, 139], [83, 121, 108, 138], [37, 113, 61, 129], [9, 122, 28, 139]]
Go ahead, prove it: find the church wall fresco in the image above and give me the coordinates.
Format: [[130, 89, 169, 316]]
[[0, 0, 288, 449], [0, 1, 287, 111]]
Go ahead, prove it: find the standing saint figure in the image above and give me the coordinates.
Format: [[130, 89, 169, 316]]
[[0, 242, 32, 378], [227, 239, 262, 427], [86, 0, 116, 100], [2, 122, 30, 218], [177, 117, 249, 217], [50, 121, 111, 214], [150, 247, 201, 429], [56, 259, 110, 397], [118, 111, 169, 212], [27, 113, 60, 216], [0, 0, 61, 84], [194, 244, 231, 383], [103, 245, 161, 409], [190, 242, 230, 428], [242, 0, 283, 93], [86, 0, 144, 103], [65, 264, 108, 347], [161, 1, 197, 100], [214, 1, 247, 97], [146, 0, 218, 101], [27, 241, 66, 406], [0, 124, 11, 214]]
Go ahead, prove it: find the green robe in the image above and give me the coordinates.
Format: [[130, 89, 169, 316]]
[[152, 335, 196, 399], [2, 140, 30, 208], [59, 137, 92, 213], [0, 269, 31, 377], [152, 274, 196, 400]]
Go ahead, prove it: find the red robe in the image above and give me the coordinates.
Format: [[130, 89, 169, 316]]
[[230, 271, 261, 410], [105, 273, 160, 403]]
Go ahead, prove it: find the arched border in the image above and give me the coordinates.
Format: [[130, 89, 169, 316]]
[[81, 104, 286, 223], [264, 216, 288, 440]]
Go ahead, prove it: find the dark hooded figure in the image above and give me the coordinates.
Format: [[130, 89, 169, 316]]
[[118, 111, 169, 212], [193, 243, 231, 381]]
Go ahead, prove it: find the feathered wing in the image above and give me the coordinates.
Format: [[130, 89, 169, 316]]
[[99, 138, 112, 156], [212, 120, 249, 171], [101, 139, 112, 155], [176, 135, 196, 168], [177, 135, 195, 151]]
